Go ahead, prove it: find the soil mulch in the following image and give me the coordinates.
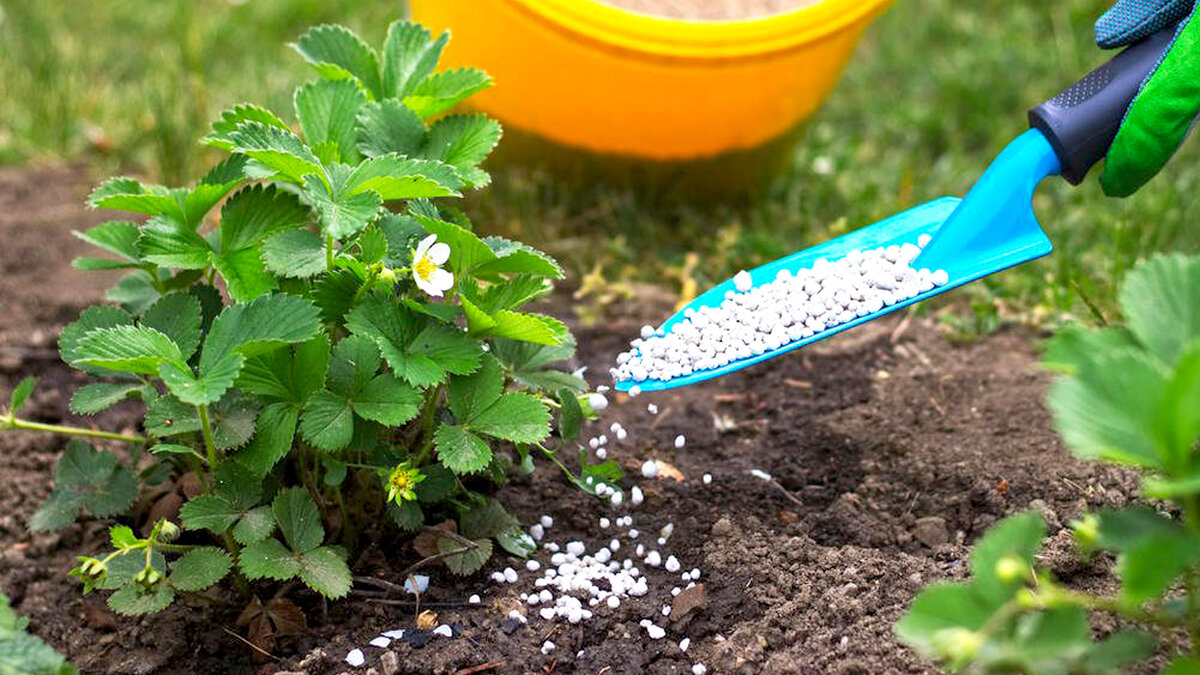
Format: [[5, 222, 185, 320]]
[[0, 165, 1142, 674]]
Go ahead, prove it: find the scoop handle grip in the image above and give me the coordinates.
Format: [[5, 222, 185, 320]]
[[1029, 25, 1176, 185]]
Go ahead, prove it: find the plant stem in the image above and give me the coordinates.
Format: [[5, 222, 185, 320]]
[[196, 405, 218, 469], [1, 413, 146, 443]]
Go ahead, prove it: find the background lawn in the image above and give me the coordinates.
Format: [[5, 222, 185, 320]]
[[2, 0, 1196, 332]]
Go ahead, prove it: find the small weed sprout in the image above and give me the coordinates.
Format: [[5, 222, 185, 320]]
[[897, 253, 1200, 673], [0, 20, 618, 621]]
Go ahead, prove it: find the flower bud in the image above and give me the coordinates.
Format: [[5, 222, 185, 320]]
[[931, 627, 982, 664], [135, 566, 163, 587], [994, 554, 1028, 584], [378, 266, 398, 284], [157, 520, 181, 542]]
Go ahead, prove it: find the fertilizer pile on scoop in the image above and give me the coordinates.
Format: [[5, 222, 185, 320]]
[[611, 237, 948, 386]]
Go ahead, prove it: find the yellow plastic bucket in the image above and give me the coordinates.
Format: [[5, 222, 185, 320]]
[[410, 0, 896, 160]]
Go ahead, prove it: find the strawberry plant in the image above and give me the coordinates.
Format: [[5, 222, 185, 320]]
[[897, 253, 1200, 673], [0, 592, 76, 675], [0, 21, 615, 620]]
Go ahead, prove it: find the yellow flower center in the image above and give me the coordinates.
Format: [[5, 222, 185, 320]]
[[390, 471, 415, 493], [414, 255, 436, 281]]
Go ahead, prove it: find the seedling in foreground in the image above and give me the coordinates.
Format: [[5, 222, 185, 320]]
[[898, 253, 1200, 673], [2, 20, 617, 624]]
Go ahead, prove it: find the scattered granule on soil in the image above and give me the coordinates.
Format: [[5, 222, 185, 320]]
[[598, 0, 824, 21]]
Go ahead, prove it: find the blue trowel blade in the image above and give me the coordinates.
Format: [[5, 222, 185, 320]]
[[615, 129, 1063, 393]]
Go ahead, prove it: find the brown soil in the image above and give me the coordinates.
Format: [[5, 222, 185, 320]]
[[597, 0, 822, 21], [0, 165, 1143, 674]]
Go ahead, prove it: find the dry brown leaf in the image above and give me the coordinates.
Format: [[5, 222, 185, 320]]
[[417, 609, 439, 629], [413, 521, 456, 558], [654, 460, 685, 482]]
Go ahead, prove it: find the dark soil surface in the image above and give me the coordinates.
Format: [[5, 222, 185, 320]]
[[0, 165, 1142, 674]]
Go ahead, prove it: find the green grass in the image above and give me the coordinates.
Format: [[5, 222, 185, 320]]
[[1, 0, 1196, 330]]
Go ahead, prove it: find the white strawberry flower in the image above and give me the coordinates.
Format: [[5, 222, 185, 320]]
[[412, 234, 454, 297]]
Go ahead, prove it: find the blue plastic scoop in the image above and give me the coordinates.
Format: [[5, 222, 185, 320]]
[[615, 25, 1176, 393]]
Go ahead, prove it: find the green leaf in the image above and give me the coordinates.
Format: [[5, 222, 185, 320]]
[[1158, 341, 1200, 470], [142, 395, 198, 439], [425, 113, 501, 171], [357, 99, 426, 158], [209, 394, 261, 450], [302, 173, 381, 240], [60, 306, 135, 373], [477, 237, 564, 279], [558, 388, 583, 440], [169, 547, 232, 591], [353, 375, 420, 426], [107, 585, 175, 616], [262, 230, 327, 279], [415, 465, 457, 503], [298, 546, 351, 598], [496, 528, 537, 558], [233, 505, 275, 545], [159, 353, 243, 406], [300, 390, 355, 451], [137, 216, 212, 269], [489, 311, 565, 346], [471, 393, 550, 444], [1042, 325, 1138, 375], [180, 495, 242, 533], [435, 424, 492, 474], [356, 227, 389, 265], [239, 335, 331, 404], [205, 103, 290, 151], [237, 403, 299, 476], [447, 354, 503, 422], [219, 185, 310, 252], [69, 383, 141, 415], [74, 220, 141, 264], [388, 500, 423, 532], [1082, 630, 1156, 673], [106, 271, 164, 315], [272, 487, 324, 553], [142, 293, 202, 359], [295, 79, 365, 164], [969, 511, 1045, 606], [345, 294, 480, 388], [27, 441, 138, 532], [460, 295, 498, 336], [88, 177, 186, 224], [491, 336, 584, 393], [1095, 507, 1200, 603], [293, 24, 382, 99], [404, 68, 492, 118], [345, 154, 462, 200], [7, 376, 35, 415], [478, 275, 553, 313], [460, 499, 519, 540], [381, 21, 448, 98], [1119, 253, 1200, 365], [1164, 656, 1200, 675], [310, 267, 364, 325], [201, 294, 322, 373], [896, 582, 995, 661], [413, 214, 494, 273], [437, 536, 492, 576], [974, 606, 1093, 673], [149, 444, 201, 458], [1047, 348, 1169, 470], [228, 122, 323, 183], [238, 538, 301, 581]]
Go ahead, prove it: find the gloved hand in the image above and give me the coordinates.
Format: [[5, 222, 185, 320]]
[[1095, 0, 1200, 196]]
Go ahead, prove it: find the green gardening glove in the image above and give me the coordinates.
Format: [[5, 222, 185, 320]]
[[1096, 0, 1200, 196]]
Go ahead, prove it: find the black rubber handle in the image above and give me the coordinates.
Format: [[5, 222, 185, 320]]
[[1029, 25, 1176, 185]]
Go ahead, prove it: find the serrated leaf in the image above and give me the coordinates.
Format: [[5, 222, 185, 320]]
[[413, 214, 494, 273], [7, 376, 35, 415], [69, 383, 141, 415], [169, 547, 232, 592], [478, 275, 552, 313], [142, 293, 202, 359], [1047, 348, 1168, 470], [490, 336, 584, 393], [302, 173, 381, 240], [159, 353, 243, 406], [388, 500, 423, 531], [201, 294, 322, 374], [28, 441, 138, 531], [74, 220, 141, 264], [106, 271, 164, 316], [425, 114, 501, 171], [235, 402, 297, 476], [478, 237, 563, 279], [26, 491, 84, 533], [460, 295, 498, 336], [460, 499, 518, 540], [558, 387, 583, 440], [239, 538, 301, 581], [180, 495, 242, 533], [345, 294, 480, 388], [144, 394, 200, 437], [238, 335, 330, 404], [300, 391, 355, 452], [345, 154, 462, 200], [60, 306, 135, 374], [138, 216, 213, 269], [310, 267, 364, 325], [298, 546, 351, 598], [272, 487, 324, 553], [435, 424, 492, 474], [471, 393, 550, 444], [107, 585, 175, 616], [295, 79, 365, 164], [489, 311, 564, 346], [229, 122, 323, 183], [382, 21, 448, 98], [353, 375, 420, 426], [404, 68, 492, 118], [262, 230, 327, 279], [447, 354, 503, 422], [205, 103, 291, 150], [357, 99, 426, 158], [896, 582, 996, 665], [88, 177, 187, 224], [1119, 253, 1200, 365], [437, 536, 492, 575], [233, 505, 275, 545], [293, 24, 382, 99], [209, 394, 260, 450], [149, 443, 201, 458], [76, 325, 183, 376]]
